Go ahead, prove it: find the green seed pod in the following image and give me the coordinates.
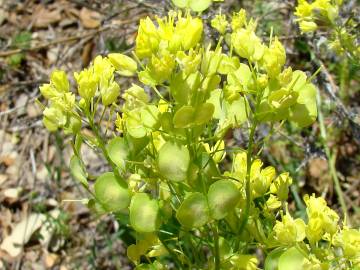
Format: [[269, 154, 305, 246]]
[[176, 192, 210, 229], [69, 155, 88, 187], [130, 193, 160, 233], [94, 172, 130, 212], [106, 137, 129, 170], [207, 180, 241, 220], [158, 141, 190, 182]]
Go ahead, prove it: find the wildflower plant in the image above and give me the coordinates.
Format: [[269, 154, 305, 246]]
[[39, 9, 359, 270], [295, 0, 360, 61]]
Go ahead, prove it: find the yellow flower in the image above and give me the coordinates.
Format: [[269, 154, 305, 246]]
[[115, 113, 123, 133], [303, 195, 339, 244], [230, 254, 258, 270], [135, 17, 160, 59], [40, 70, 69, 100], [341, 228, 360, 259], [274, 213, 306, 245], [176, 49, 202, 76], [270, 172, 292, 201], [50, 70, 70, 93], [295, 0, 314, 19], [262, 37, 286, 78], [253, 166, 276, 197], [203, 140, 226, 164], [266, 194, 282, 210], [231, 28, 265, 61], [211, 13, 228, 34], [176, 14, 203, 50], [231, 9, 247, 31], [52, 92, 75, 113], [148, 51, 176, 84], [42, 105, 66, 132]]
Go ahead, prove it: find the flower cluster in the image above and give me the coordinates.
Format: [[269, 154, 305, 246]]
[[39, 9, 358, 270], [295, 0, 360, 60]]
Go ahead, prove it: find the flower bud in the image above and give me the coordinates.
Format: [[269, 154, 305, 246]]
[[74, 68, 98, 100], [108, 53, 137, 76], [101, 81, 120, 106], [40, 84, 58, 100], [299, 21, 317, 33]]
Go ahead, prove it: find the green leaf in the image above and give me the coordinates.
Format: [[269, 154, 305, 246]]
[[173, 106, 195, 128], [228, 63, 252, 89], [264, 248, 285, 270], [126, 113, 148, 138], [69, 155, 88, 187], [278, 247, 306, 270], [289, 84, 317, 127], [194, 103, 215, 125], [227, 96, 249, 126], [176, 192, 210, 228], [207, 180, 240, 220], [141, 105, 161, 130], [106, 137, 129, 170], [74, 134, 83, 156], [94, 172, 130, 212], [172, 0, 212, 12], [130, 193, 160, 233], [158, 142, 190, 182], [172, 0, 188, 8]]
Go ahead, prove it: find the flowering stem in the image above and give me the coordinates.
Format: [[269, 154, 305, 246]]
[[316, 92, 349, 223]]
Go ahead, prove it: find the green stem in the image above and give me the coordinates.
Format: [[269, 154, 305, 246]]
[[235, 120, 257, 250], [316, 92, 349, 223], [211, 223, 221, 270], [158, 237, 184, 270], [87, 114, 122, 183], [235, 61, 262, 251]]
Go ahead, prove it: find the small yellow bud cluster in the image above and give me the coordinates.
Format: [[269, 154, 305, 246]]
[[136, 12, 203, 85], [295, 0, 359, 60], [40, 53, 137, 133], [207, 9, 319, 128], [295, 0, 340, 33], [40, 70, 80, 133]]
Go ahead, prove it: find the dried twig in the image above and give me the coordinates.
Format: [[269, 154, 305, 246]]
[[0, 26, 112, 58]]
